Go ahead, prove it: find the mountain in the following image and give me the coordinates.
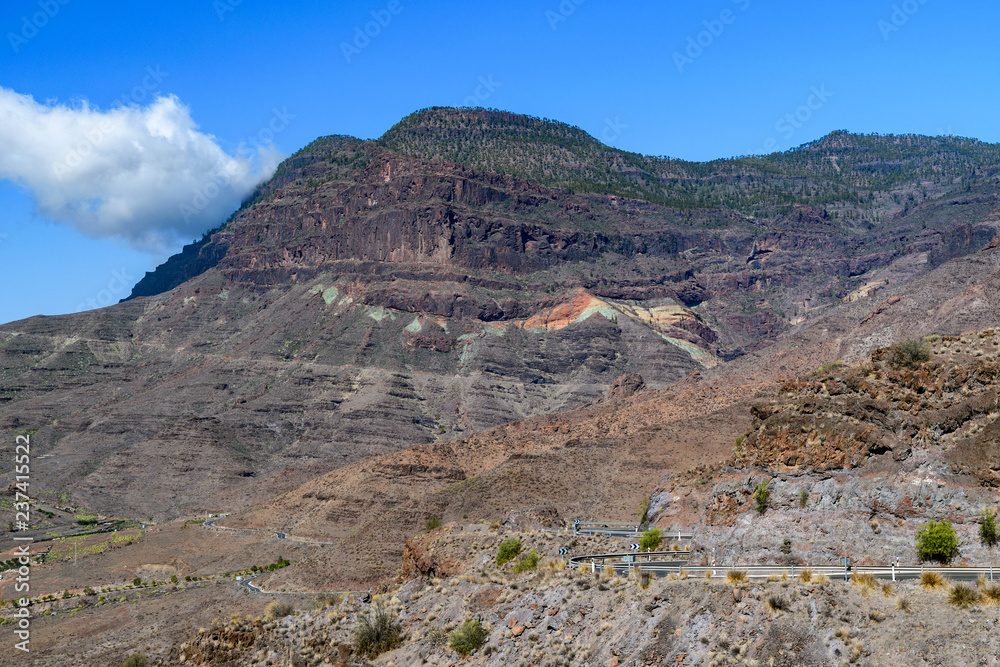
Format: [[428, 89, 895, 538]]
[[3, 108, 1000, 524]]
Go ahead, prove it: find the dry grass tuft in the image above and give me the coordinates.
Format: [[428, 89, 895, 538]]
[[851, 572, 878, 596], [726, 570, 748, 585], [948, 584, 980, 608], [920, 571, 946, 589], [766, 595, 788, 613], [798, 568, 812, 583], [980, 583, 1000, 605], [896, 596, 911, 612]]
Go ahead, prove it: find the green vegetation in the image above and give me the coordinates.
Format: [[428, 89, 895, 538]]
[[251, 557, 290, 573], [511, 549, 540, 574], [449, 618, 489, 656], [132, 577, 142, 587], [170, 575, 178, 584], [780, 538, 793, 555], [263, 601, 294, 620], [980, 508, 998, 548], [354, 604, 404, 659], [424, 516, 443, 532], [639, 528, 663, 552], [915, 520, 959, 564], [752, 480, 770, 514], [887, 337, 932, 369], [638, 496, 651, 525], [121, 655, 150, 667], [496, 538, 522, 567], [799, 488, 809, 508]]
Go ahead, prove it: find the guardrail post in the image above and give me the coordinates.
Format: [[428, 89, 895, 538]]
[[591, 559, 595, 574], [892, 564, 895, 582]]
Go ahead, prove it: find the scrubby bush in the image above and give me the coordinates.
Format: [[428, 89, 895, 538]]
[[799, 488, 809, 508], [948, 584, 980, 607], [263, 601, 294, 620], [638, 496, 650, 524], [424, 516, 442, 532], [354, 604, 403, 658], [920, 571, 946, 589], [496, 538, 522, 567], [170, 575, 178, 584], [915, 520, 959, 564], [725, 570, 748, 584], [639, 528, 662, 552], [752, 480, 770, 514], [980, 508, 998, 548], [83, 587, 96, 596], [131, 577, 141, 587], [121, 655, 149, 667], [511, 549, 540, 574], [887, 337, 931, 369], [449, 619, 488, 656]]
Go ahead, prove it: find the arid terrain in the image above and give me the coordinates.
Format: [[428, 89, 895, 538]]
[[3, 109, 1000, 665]]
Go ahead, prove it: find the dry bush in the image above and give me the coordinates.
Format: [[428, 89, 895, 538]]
[[920, 571, 946, 589], [868, 610, 885, 623], [850, 572, 878, 596], [639, 571, 653, 590], [798, 568, 813, 583], [896, 596, 911, 612], [880, 583, 894, 597], [602, 564, 616, 580], [834, 627, 851, 641], [948, 584, 980, 607], [766, 595, 788, 613], [980, 584, 1000, 605], [726, 570, 748, 585], [263, 601, 294, 621], [354, 604, 404, 659], [848, 639, 863, 663]]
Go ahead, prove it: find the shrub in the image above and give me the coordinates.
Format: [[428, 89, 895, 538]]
[[980, 508, 998, 548], [780, 538, 792, 555], [851, 572, 878, 596], [424, 516, 443, 532], [915, 520, 959, 564], [638, 528, 663, 552], [725, 570, 748, 584], [132, 577, 141, 587], [638, 496, 650, 524], [512, 549, 540, 574], [83, 587, 96, 596], [449, 619, 488, 656], [264, 601, 294, 620], [920, 571, 946, 589], [887, 337, 931, 369], [496, 538, 522, 567], [170, 575, 178, 584], [752, 480, 770, 514], [798, 568, 813, 583], [426, 626, 449, 647], [766, 595, 788, 613], [121, 655, 150, 667], [948, 584, 980, 608], [799, 488, 808, 508], [981, 584, 1000, 606], [354, 604, 403, 658]]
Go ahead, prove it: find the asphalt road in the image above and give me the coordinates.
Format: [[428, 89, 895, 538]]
[[569, 552, 1000, 583], [203, 517, 335, 545]]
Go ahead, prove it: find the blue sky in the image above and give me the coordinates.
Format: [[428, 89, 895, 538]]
[[0, 0, 997, 323]]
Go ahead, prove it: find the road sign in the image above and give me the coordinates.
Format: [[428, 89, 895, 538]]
[[630, 543, 640, 551], [623, 555, 634, 563], [558, 548, 568, 556]]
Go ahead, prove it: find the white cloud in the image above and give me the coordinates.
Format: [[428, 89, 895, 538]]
[[0, 87, 283, 251]]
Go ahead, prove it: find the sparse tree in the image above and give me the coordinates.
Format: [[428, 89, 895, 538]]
[[980, 508, 998, 548], [752, 480, 770, 515], [915, 520, 959, 564], [887, 337, 931, 369]]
